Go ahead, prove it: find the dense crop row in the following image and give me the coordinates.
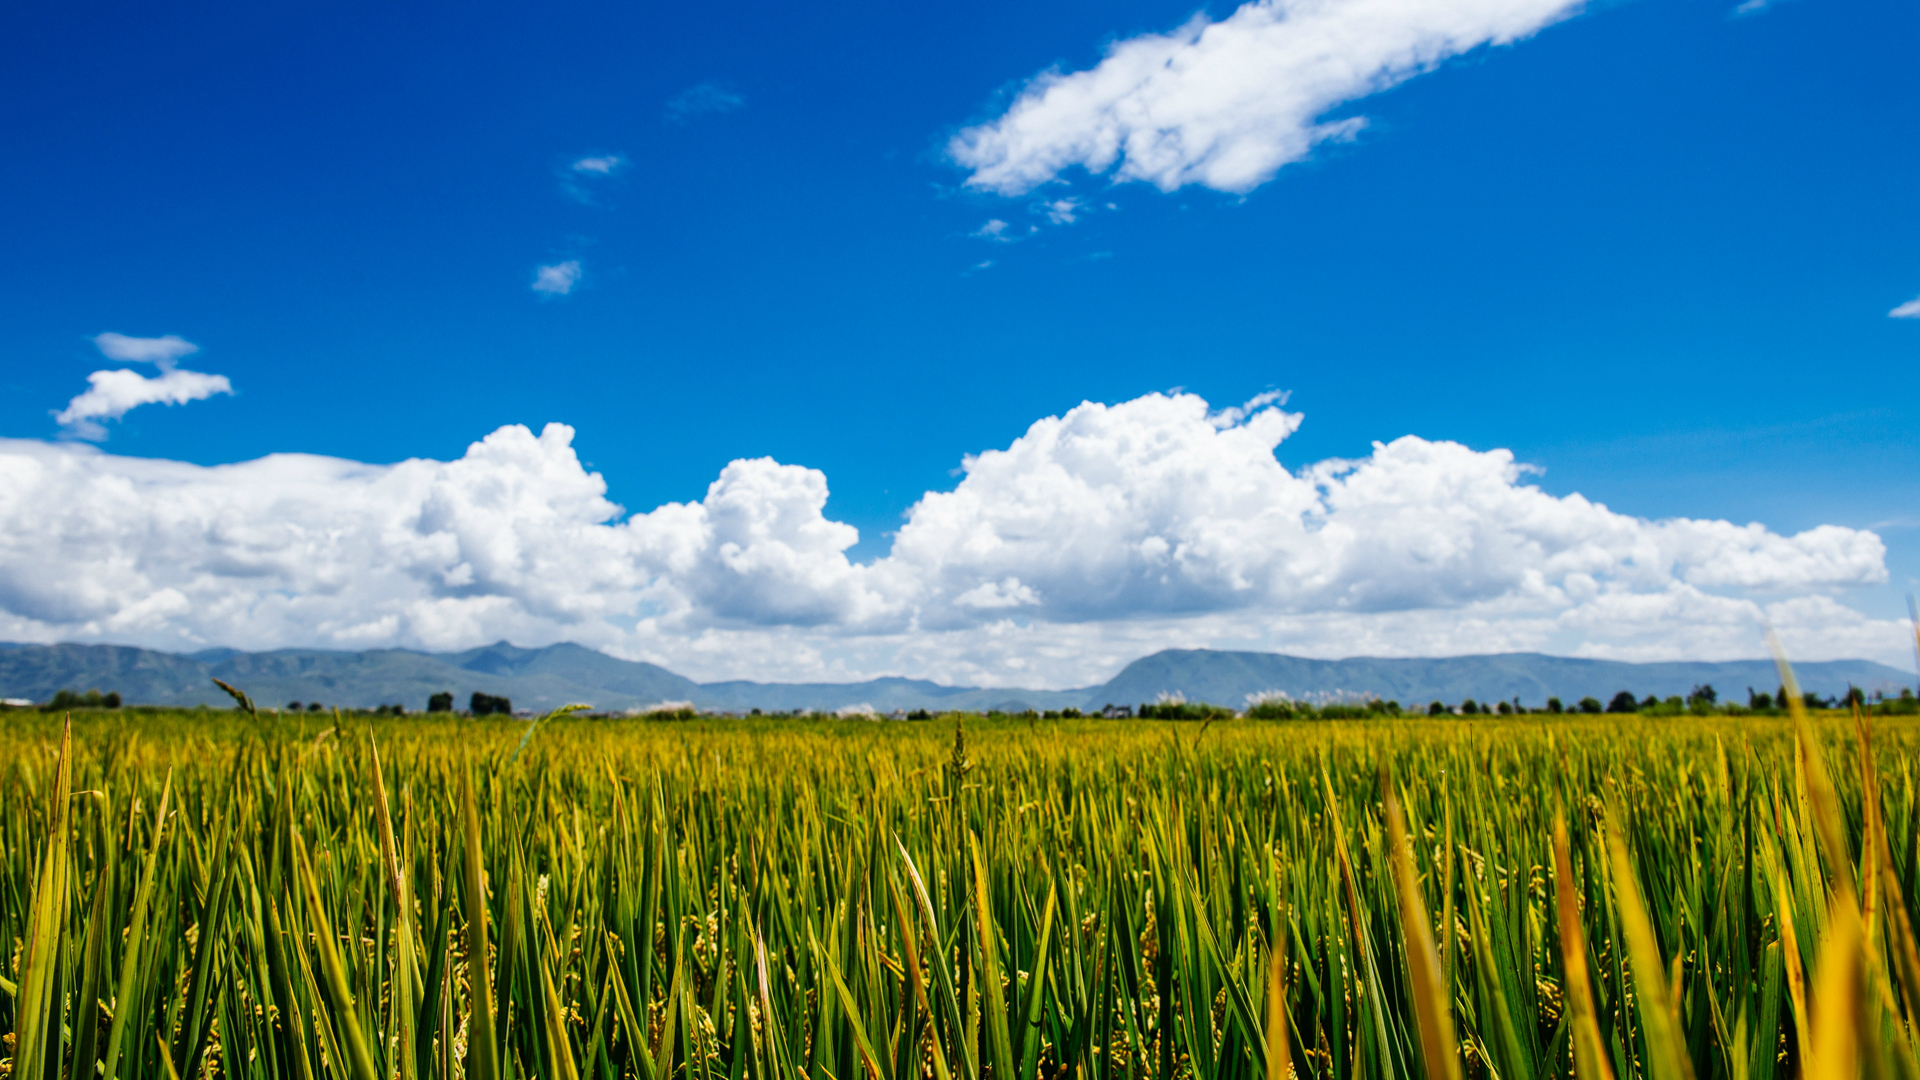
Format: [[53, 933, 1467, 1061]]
[[0, 683, 1915, 1080]]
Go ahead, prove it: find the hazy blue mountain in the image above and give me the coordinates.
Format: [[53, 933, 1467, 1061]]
[[0, 642, 698, 712], [697, 676, 1084, 713], [0, 641, 1909, 713], [1096, 649, 1915, 709], [0, 643, 219, 705]]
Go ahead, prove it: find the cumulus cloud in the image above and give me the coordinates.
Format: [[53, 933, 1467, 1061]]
[[0, 392, 1898, 684], [666, 82, 745, 124], [54, 333, 233, 440], [1891, 296, 1920, 319], [950, 0, 1586, 196], [532, 261, 582, 296]]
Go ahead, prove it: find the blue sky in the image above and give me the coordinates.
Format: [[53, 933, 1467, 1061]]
[[0, 0, 1914, 684]]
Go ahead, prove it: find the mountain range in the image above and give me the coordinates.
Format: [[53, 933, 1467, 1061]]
[[0, 640, 1910, 713]]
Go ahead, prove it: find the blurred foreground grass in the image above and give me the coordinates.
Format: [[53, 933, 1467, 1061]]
[[3, 700, 1917, 1080]]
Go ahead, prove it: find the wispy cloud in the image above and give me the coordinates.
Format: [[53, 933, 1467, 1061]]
[[950, 0, 1586, 196], [972, 219, 1012, 241], [571, 154, 626, 175], [1891, 296, 1920, 319], [560, 153, 628, 204], [55, 333, 232, 440], [93, 332, 199, 365], [532, 260, 582, 296], [666, 82, 745, 124]]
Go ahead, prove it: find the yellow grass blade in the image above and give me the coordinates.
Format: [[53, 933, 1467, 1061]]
[[1607, 821, 1696, 1080], [1267, 855, 1293, 1080], [1771, 632, 1857, 910], [1384, 777, 1461, 1080], [1554, 817, 1616, 1080], [10, 715, 71, 1080], [292, 830, 382, 1080], [369, 731, 420, 1080], [1805, 905, 1864, 1080], [461, 768, 500, 1080]]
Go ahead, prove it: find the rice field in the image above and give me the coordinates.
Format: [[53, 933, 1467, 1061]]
[[2, 680, 1916, 1080]]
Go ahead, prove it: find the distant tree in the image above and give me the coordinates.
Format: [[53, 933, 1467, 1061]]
[[1545, 697, 1563, 714], [1576, 697, 1603, 714], [1803, 692, 1826, 711], [1606, 691, 1637, 714], [907, 709, 932, 721], [1249, 699, 1300, 720], [1061, 707, 1083, 719], [1496, 700, 1513, 715], [1641, 696, 1659, 711], [46, 689, 116, 711], [1688, 684, 1717, 707], [1461, 698, 1479, 715], [1843, 686, 1867, 708], [471, 692, 512, 716], [1429, 700, 1448, 716], [1749, 687, 1772, 710], [428, 691, 454, 713], [287, 701, 303, 711], [1140, 700, 1235, 720], [307, 702, 323, 712]]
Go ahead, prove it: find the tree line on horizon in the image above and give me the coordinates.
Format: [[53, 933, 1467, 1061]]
[[6, 682, 1916, 720]]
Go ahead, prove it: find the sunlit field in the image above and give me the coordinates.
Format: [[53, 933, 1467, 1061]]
[[2, 694, 1915, 1080]]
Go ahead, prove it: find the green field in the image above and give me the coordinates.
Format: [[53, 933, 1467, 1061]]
[[1, 697, 1914, 1080]]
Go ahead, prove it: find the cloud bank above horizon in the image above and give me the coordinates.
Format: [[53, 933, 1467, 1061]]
[[0, 391, 1899, 686], [951, 0, 1587, 195]]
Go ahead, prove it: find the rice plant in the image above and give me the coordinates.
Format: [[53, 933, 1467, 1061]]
[[2, 682, 1917, 1080]]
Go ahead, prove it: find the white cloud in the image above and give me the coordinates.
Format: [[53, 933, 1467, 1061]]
[[1891, 296, 1920, 319], [532, 261, 582, 296], [1042, 198, 1082, 224], [950, 0, 1585, 196], [0, 392, 1899, 684], [559, 154, 628, 204], [93, 332, 199, 366], [54, 333, 233, 440], [666, 82, 746, 124], [973, 219, 1012, 240], [572, 155, 626, 175]]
